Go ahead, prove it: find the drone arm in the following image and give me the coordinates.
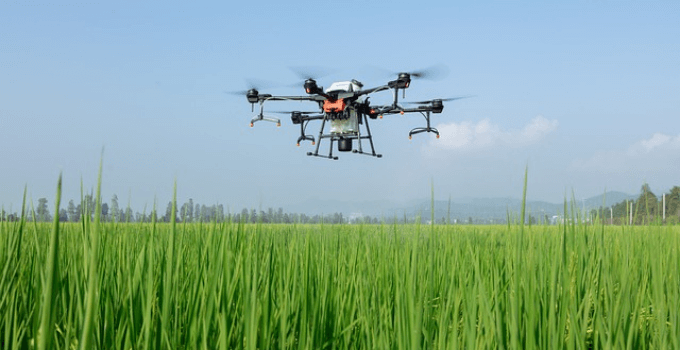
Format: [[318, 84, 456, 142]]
[[258, 95, 326, 102], [395, 106, 441, 114], [368, 103, 443, 116], [300, 115, 324, 121], [356, 85, 391, 97]]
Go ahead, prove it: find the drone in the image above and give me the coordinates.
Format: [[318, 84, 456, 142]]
[[240, 68, 468, 160]]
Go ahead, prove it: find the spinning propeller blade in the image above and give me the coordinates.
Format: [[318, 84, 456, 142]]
[[289, 66, 337, 81], [405, 95, 474, 105], [406, 64, 449, 80], [226, 78, 279, 96], [367, 64, 449, 81]]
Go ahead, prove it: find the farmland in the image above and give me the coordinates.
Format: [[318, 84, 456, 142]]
[[1, 197, 679, 349]]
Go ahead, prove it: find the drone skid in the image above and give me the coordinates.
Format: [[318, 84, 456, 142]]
[[407, 110, 440, 139], [307, 115, 381, 160], [250, 114, 281, 127], [409, 127, 439, 138]]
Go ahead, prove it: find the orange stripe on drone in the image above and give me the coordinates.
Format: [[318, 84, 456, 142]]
[[323, 99, 346, 113]]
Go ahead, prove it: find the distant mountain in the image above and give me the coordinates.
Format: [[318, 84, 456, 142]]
[[582, 191, 637, 208], [285, 198, 406, 217], [406, 191, 637, 222], [393, 198, 560, 223], [284, 191, 636, 222]]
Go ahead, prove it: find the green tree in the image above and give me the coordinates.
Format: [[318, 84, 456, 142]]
[[110, 194, 119, 222], [180, 202, 190, 222], [67, 200, 78, 222], [187, 198, 194, 222], [636, 183, 658, 224], [164, 201, 174, 222], [101, 202, 109, 221], [665, 186, 680, 223], [36, 198, 51, 222], [83, 194, 94, 220]]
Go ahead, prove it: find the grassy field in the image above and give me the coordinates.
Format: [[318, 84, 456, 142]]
[[1, 202, 679, 349]]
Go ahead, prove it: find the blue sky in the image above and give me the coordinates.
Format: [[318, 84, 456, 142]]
[[1, 0, 678, 212]]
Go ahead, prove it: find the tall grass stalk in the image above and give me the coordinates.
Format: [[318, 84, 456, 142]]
[[80, 157, 103, 349], [37, 174, 61, 350]]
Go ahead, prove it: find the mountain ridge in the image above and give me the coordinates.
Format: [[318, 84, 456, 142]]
[[285, 191, 637, 220]]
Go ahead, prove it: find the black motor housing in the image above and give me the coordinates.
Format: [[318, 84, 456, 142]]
[[338, 138, 352, 152]]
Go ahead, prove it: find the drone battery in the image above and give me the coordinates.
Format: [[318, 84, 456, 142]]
[[330, 109, 359, 134]]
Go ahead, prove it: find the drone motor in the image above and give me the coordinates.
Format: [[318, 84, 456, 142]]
[[387, 72, 411, 89], [432, 99, 443, 113], [304, 79, 319, 94], [246, 89, 259, 103]]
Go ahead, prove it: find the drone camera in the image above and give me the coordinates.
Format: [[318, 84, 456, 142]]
[[246, 89, 259, 103]]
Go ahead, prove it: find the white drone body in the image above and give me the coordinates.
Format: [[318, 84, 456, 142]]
[[325, 81, 364, 134]]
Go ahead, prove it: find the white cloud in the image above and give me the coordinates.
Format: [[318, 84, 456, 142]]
[[429, 115, 558, 152], [571, 133, 680, 174], [629, 132, 680, 155]]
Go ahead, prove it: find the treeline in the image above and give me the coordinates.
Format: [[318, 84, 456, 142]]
[[591, 184, 680, 225], [0, 195, 371, 224]]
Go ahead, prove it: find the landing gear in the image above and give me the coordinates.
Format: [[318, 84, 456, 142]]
[[307, 114, 382, 160], [408, 111, 439, 138]]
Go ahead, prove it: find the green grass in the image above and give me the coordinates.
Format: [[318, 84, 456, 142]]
[[1, 213, 679, 349]]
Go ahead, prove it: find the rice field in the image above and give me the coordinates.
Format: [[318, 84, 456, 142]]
[[1, 179, 679, 349]]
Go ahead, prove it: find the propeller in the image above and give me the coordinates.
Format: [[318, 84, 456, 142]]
[[404, 95, 474, 105], [405, 64, 449, 80], [226, 78, 279, 96], [366, 64, 449, 81], [289, 66, 337, 81], [287, 66, 340, 94]]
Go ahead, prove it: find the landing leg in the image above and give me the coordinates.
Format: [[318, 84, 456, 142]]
[[352, 115, 382, 158], [306, 117, 339, 159], [408, 111, 439, 139], [250, 115, 281, 127], [309, 117, 327, 156], [296, 121, 315, 146]]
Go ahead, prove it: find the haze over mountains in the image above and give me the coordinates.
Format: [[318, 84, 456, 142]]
[[287, 191, 637, 221]]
